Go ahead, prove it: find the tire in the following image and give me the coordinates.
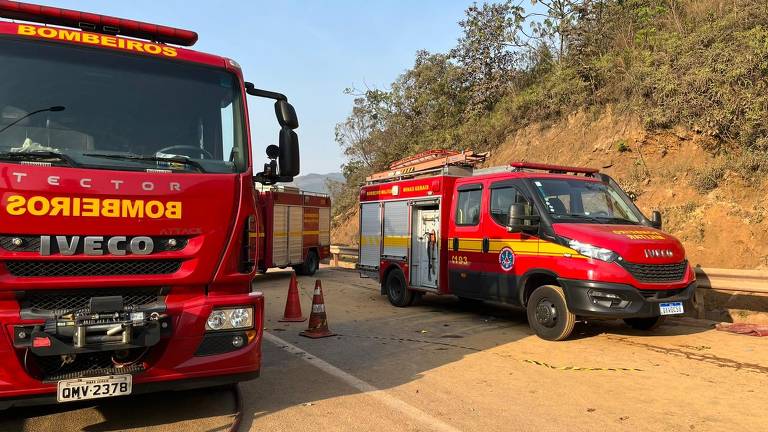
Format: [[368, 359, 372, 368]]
[[385, 269, 413, 307], [624, 316, 666, 331], [526, 285, 576, 341], [294, 250, 319, 276]]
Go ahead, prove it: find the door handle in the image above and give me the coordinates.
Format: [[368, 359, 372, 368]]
[[482, 238, 490, 253], [452, 238, 459, 251]]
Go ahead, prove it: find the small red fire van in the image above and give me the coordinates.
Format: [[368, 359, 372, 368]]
[[358, 151, 696, 340]]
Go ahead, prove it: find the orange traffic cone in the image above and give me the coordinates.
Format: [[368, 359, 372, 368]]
[[300, 280, 336, 338], [280, 272, 306, 322]]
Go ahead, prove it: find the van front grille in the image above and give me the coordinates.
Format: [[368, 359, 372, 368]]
[[620, 261, 688, 283]]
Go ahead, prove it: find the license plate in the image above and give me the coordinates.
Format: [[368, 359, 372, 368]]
[[57, 375, 132, 403], [659, 301, 684, 316]]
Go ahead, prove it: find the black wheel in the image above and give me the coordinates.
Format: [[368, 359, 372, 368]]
[[624, 316, 666, 331], [385, 269, 413, 307], [526, 285, 576, 341], [294, 250, 319, 276], [256, 268, 267, 275]]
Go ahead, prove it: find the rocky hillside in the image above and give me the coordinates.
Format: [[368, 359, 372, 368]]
[[333, 107, 768, 269], [330, 1, 768, 270]]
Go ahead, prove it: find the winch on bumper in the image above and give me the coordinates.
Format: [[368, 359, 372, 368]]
[[12, 295, 170, 380], [558, 279, 697, 319]]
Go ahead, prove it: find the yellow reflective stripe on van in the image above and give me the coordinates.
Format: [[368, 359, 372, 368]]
[[449, 237, 587, 259], [383, 236, 409, 248], [456, 238, 483, 252], [488, 239, 539, 254], [360, 236, 381, 247]]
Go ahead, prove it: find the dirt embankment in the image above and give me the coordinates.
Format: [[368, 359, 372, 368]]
[[333, 106, 768, 269]]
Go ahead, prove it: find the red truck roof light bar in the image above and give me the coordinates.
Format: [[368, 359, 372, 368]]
[[510, 161, 598, 175], [0, 1, 198, 46]]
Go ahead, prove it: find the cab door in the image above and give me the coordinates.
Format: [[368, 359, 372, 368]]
[[447, 183, 484, 299], [479, 179, 539, 304]]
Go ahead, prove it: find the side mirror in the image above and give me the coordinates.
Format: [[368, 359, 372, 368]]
[[245, 82, 301, 184], [278, 127, 300, 178], [508, 203, 540, 233], [275, 100, 299, 130], [651, 210, 662, 229]]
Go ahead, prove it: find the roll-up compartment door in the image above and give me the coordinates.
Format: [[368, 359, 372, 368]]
[[319, 207, 331, 246], [272, 204, 288, 266], [289, 205, 304, 263], [359, 202, 382, 269], [383, 201, 409, 259]]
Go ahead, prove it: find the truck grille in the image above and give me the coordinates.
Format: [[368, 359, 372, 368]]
[[620, 261, 688, 283], [32, 351, 147, 382], [20, 287, 164, 315], [5, 260, 181, 277], [0, 235, 188, 253]]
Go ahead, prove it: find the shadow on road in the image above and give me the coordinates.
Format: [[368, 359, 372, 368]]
[[0, 267, 712, 431]]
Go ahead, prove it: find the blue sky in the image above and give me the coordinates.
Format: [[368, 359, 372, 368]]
[[37, 1, 527, 175]]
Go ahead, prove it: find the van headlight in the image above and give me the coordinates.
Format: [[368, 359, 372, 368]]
[[206, 307, 254, 331], [567, 239, 620, 263]]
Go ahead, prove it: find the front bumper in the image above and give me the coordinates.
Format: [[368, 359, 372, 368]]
[[0, 370, 259, 410], [0, 290, 263, 409], [559, 278, 697, 319]]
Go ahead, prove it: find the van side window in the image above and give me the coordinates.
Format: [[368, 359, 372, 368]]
[[490, 186, 530, 227], [455, 187, 482, 226]]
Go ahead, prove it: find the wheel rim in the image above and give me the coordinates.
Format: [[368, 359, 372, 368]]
[[535, 298, 558, 328], [308, 253, 317, 271], [389, 277, 403, 301]]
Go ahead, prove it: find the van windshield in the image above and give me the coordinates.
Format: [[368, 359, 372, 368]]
[[529, 178, 642, 224], [0, 38, 246, 173]]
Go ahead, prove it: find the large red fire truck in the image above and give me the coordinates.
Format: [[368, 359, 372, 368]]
[[255, 185, 331, 276], [0, 2, 303, 408], [358, 151, 697, 341]]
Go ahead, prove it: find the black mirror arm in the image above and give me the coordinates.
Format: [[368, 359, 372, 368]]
[[245, 82, 287, 101]]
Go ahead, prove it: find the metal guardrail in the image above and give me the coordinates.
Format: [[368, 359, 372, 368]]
[[694, 268, 768, 294], [329, 245, 360, 268], [328, 245, 768, 295]]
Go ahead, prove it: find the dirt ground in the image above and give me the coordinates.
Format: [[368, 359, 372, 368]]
[[5, 267, 767, 432]]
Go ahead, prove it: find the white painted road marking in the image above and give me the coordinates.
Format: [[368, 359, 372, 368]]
[[264, 332, 463, 432]]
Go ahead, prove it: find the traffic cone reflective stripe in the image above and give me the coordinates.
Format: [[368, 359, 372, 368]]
[[300, 279, 335, 339], [279, 272, 306, 322]]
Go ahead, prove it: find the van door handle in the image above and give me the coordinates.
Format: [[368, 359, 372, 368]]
[[452, 238, 459, 251], [482, 238, 490, 253]]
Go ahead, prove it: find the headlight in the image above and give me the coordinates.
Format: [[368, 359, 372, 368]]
[[230, 308, 251, 328], [205, 306, 254, 331], [206, 310, 227, 331], [568, 239, 619, 262]]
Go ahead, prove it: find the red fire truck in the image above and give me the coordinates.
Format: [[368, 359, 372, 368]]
[[0, 2, 302, 408], [358, 151, 697, 341], [255, 185, 331, 276]]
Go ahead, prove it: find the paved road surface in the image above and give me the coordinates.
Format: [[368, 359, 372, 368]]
[[3, 266, 767, 431]]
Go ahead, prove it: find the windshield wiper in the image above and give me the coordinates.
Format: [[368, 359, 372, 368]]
[[0, 150, 77, 167], [553, 213, 603, 223], [593, 216, 639, 225], [0, 106, 66, 136], [84, 152, 206, 173]]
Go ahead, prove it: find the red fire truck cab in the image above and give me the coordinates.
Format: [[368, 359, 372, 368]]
[[358, 153, 696, 341], [0, 2, 302, 408]]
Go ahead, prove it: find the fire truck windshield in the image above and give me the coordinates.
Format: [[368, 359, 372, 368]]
[[0, 38, 246, 173], [530, 178, 642, 224]]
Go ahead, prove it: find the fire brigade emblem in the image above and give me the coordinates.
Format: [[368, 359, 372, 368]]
[[498, 247, 515, 271]]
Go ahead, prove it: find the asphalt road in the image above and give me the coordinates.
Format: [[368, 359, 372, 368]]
[[3, 266, 767, 431]]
